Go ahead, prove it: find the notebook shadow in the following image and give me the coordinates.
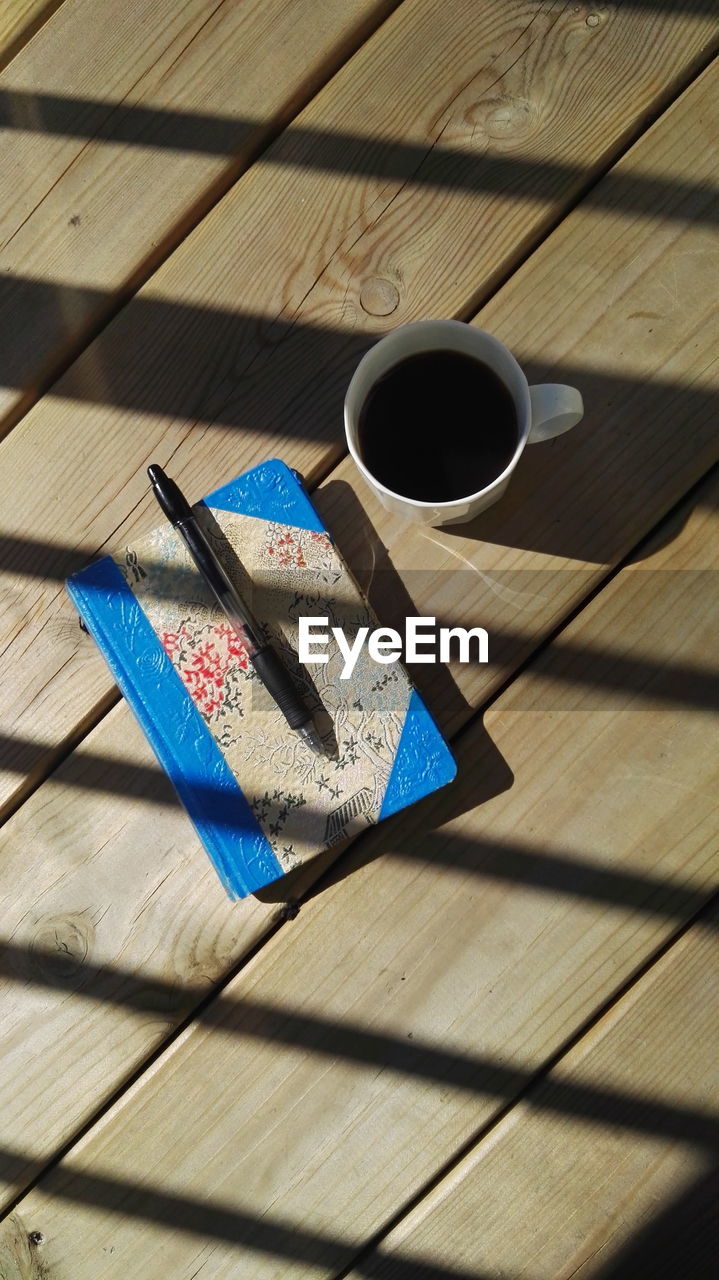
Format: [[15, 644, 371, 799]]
[[313, 478, 472, 724], [255, 710, 514, 906], [253, 478, 494, 904]]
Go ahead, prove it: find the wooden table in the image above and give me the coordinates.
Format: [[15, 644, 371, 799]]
[[1, 1, 717, 1275]]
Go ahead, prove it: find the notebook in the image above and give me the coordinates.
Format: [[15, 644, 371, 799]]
[[66, 460, 456, 898]]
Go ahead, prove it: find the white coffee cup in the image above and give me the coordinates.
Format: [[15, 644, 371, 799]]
[[344, 319, 583, 527]]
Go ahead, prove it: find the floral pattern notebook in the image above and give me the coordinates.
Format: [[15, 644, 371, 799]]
[[66, 460, 456, 898]]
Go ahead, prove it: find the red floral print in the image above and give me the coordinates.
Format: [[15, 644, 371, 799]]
[[160, 623, 251, 719], [266, 526, 310, 569]]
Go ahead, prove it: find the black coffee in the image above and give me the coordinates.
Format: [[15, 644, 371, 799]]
[[357, 350, 518, 503]]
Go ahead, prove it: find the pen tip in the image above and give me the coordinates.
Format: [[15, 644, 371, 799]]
[[298, 724, 324, 755], [147, 463, 164, 485]]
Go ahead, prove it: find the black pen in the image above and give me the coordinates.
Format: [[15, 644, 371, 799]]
[[147, 464, 323, 754]]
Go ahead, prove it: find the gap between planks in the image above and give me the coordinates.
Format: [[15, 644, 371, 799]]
[[2, 43, 718, 827], [1, 3, 717, 819], [6, 457, 718, 1275], [2, 18, 716, 449], [2, 451, 715, 830], [0, 43, 716, 1230], [0, 0, 409, 440], [1, 456, 716, 1233], [337, 894, 719, 1280], [0, 0, 66, 75]]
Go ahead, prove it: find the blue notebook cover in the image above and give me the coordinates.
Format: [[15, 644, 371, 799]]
[[66, 460, 456, 898]]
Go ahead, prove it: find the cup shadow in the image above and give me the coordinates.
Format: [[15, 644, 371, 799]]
[[437, 358, 708, 564]]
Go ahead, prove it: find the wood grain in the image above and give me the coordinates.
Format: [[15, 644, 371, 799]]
[[1, 1, 716, 812], [345, 907, 719, 1280], [0, 1208, 41, 1280], [7, 446, 718, 1276], [0, 56, 717, 1215], [0, 1, 60, 70], [0, 0, 403, 427], [288, 53, 719, 737], [0, 701, 287, 1210]]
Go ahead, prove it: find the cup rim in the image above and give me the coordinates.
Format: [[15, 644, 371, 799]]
[[344, 320, 531, 511]]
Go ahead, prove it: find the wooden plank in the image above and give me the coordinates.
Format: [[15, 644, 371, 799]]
[[1, 3, 717, 814], [0, 59, 716, 1212], [0, 700, 289, 1209], [0, 1, 59, 70], [0, 0, 404, 428], [312, 56, 719, 735], [344, 908, 719, 1280], [7, 427, 718, 1275]]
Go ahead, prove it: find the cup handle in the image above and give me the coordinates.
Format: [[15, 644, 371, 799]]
[[528, 384, 584, 443]]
